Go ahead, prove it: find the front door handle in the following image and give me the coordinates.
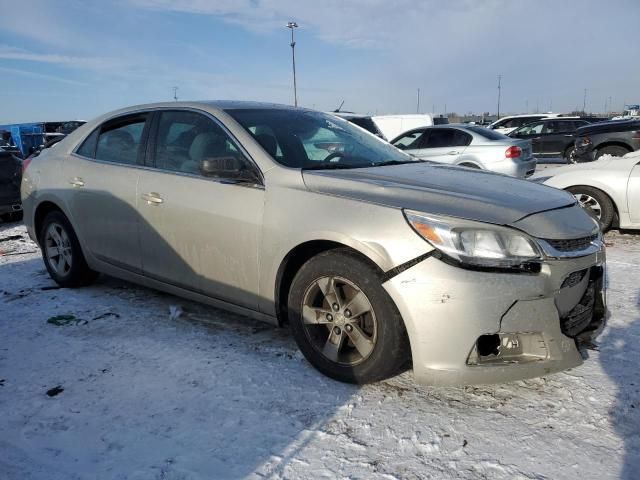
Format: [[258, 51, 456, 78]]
[[69, 177, 85, 188], [447, 150, 460, 155], [141, 192, 164, 205]]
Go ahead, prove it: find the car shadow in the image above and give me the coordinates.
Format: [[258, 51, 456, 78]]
[[2, 191, 362, 478], [598, 265, 640, 478]]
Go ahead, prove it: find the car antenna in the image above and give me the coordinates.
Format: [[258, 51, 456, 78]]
[[334, 100, 345, 113]]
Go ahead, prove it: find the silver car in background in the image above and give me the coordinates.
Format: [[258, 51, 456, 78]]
[[391, 124, 537, 178], [22, 101, 605, 386]]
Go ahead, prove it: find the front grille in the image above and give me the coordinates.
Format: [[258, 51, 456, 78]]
[[559, 266, 606, 339], [545, 234, 598, 252], [560, 284, 595, 337]]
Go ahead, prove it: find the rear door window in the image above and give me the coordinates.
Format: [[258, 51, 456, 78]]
[[544, 121, 574, 134], [95, 114, 149, 165], [421, 129, 468, 148]]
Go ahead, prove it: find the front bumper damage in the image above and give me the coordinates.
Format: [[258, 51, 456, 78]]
[[383, 249, 606, 386]]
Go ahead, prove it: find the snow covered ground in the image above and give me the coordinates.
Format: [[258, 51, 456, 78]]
[[0, 222, 638, 480]]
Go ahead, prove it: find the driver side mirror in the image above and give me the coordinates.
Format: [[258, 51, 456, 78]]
[[200, 155, 261, 184]]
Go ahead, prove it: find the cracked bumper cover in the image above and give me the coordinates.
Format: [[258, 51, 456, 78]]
[[383, 249, 606, 386]]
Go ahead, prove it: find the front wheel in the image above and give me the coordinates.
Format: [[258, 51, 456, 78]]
[[288, 249, 410, 384], [39, 211, 98, 287], [566, 186, 615, 231]]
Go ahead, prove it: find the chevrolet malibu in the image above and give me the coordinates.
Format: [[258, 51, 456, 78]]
[[21, 101, 607, 386]]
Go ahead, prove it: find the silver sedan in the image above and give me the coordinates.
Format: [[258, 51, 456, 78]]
[[22, 101, 604, 386], [391, 124, 537, 178]]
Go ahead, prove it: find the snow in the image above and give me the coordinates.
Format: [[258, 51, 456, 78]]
[[1, 222, 639, 480]]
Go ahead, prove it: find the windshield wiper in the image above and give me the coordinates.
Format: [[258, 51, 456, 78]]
[[302, 163, 362, 170], [373, 159, 425, 167]]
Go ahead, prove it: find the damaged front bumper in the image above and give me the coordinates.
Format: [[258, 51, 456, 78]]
[[383, 248, 606, 386]]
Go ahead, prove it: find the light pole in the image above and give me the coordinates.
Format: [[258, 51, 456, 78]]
[[286, 21, 299, 107], [497, 74, 502, 117]]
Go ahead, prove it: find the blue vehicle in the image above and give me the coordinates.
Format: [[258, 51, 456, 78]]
[[0, 121, 85, 157]]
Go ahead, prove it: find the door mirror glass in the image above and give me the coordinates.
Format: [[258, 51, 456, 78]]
[[200, 155, 259, 183]]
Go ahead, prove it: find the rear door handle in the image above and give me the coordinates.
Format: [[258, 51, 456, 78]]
[[69, 177, 84, 188], [141, 192, 164, 205]]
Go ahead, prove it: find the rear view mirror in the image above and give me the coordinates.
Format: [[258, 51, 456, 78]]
[[200, 156, 260, 184]]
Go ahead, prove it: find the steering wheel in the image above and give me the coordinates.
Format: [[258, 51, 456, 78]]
[[323, 151, 346, 163]]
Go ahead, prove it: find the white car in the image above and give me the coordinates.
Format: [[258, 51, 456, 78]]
[[489, 114, 561, 135], [533, 151, 640, 231], [333, 113, 448, 140]]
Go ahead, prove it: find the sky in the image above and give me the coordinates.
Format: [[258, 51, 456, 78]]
[[0, 0, 638, 122]]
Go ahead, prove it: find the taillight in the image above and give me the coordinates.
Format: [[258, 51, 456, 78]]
[[22, 157, 32, 173], [505, 146, 522, 158]]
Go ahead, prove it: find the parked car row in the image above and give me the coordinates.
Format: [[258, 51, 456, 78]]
[[20, 100, 608, 388], [332, 112, 449, 140]]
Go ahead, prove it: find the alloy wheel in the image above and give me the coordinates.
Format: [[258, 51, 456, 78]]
[[301, 276, 377, 366], [573, 193, 602, 219], [44, 222, 73, 276]]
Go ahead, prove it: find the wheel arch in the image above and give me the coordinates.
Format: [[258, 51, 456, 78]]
[[565, 184, 620, 226], [34, 200, 66, 244], [594, 141, 633, 156], [274, 240, 387, 327]]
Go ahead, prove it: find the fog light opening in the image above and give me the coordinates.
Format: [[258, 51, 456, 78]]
[[467, 332, 548, 366], [477, 334, 501, 357]]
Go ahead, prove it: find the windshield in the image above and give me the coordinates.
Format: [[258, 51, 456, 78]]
[[225, 108, 414, 169]]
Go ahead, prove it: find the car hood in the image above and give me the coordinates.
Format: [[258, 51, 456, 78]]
[[302, 163, 593, 238]]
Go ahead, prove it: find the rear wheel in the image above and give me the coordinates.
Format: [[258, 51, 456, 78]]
[[595, 145, 630, 160], [566, 186, 615, 231], [39, 211, 98, 287], [288, 249, 410, 384]]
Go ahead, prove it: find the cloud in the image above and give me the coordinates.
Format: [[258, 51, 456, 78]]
[[0, 66, 88, 86], [0, 45, 126, 70]]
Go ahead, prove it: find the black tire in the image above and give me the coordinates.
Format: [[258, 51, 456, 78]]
[[564, 146, 576, 164], [39, 211, 98, 287], [288, 248, 410, 384], [595, 145, 630, 160], [566, 186, 615, 231]]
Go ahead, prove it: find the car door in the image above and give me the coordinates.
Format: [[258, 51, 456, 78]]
[[510, 121, 546, 156], [64, 113, 150, 273], [136, 109, 264, 309], [539, 120, 578, 157], [628, 161, 640, 223], [405, 128, 468, 163]]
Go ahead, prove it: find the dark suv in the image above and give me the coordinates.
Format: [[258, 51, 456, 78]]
[[0, 149, 23, 222], [508, 118, 591, 161], [573, 119, 640, 163]]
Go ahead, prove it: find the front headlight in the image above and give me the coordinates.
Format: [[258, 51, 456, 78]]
[[404, 210, 542, 271]]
